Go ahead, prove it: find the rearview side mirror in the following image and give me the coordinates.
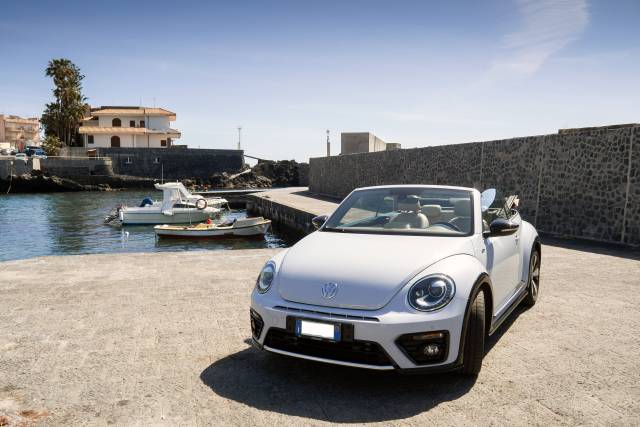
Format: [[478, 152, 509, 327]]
[[484, 218, 519, 237], [312, 215, 329, 230]]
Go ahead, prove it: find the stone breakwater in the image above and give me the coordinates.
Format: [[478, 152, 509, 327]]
[[309, 124, 640, 247], [0, 171, 156, 193]]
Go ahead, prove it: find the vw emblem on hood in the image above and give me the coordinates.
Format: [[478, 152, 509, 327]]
[[321, 282, 339, 299]]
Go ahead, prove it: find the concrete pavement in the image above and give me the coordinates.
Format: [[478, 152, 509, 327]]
[[0, 244, 639, 426]]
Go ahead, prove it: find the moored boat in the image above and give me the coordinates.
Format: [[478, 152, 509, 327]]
[[105, 182, 228, 225], [154, 217, 271, 238]]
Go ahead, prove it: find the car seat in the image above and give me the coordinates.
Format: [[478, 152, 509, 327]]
[[384, 196, 429, 229], [420, 204, 442, 224], [450, 199, 471, 233]]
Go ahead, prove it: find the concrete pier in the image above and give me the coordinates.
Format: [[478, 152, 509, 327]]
[[247, 187, 339, 235], [0, 246, 639, 425], [194, 188, 268, 209]]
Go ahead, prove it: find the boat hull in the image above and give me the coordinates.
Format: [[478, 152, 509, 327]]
[[154, 220, 271, 238], [121, 209, 218, 225]]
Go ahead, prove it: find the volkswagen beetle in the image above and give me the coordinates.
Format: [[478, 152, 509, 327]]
[[250, 185, 541, 375]]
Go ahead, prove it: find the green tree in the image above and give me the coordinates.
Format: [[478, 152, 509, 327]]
[[42, 135, 63, 156], [41, 59, 88, 147]]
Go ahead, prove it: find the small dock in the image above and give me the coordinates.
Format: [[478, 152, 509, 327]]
[[247, 187, 339, 235], [193, 188, 268, 208]]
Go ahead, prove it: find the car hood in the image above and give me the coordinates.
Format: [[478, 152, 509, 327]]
[[277, 231, 475, 310]]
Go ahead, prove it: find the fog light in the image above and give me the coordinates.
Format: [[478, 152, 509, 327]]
[[396, 330, 449, 365], [423, 343, 441, 356]]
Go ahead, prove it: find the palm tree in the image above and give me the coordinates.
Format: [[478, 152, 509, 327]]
[[42, 59, 88, 146]]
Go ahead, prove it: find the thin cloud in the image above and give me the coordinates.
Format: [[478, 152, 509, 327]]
[[491, 0, 589, 76]]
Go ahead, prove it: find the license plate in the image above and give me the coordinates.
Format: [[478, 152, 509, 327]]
[[295, 319, 341, 341]]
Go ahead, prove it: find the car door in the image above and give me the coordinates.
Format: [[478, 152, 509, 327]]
[[482, 201, 522, 317]]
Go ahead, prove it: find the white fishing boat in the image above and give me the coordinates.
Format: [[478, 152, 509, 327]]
[[154, 217, 271, 238], [105, 182, 228, 225]]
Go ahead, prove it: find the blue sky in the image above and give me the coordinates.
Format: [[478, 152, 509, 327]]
[[1, 0, 638, 161]]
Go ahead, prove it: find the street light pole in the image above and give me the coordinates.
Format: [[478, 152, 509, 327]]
[[326, 129, 330, 157]]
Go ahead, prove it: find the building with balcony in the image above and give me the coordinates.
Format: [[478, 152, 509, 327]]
[[0, 115, 40, 150], [78, 106, 181, 148]]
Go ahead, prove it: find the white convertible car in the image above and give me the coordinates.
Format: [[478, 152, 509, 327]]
[[250, 185, 540, 375]]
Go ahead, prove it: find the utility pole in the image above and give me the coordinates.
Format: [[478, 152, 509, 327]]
[[237, 126, 242, 150], [326, 129, 331, 157]]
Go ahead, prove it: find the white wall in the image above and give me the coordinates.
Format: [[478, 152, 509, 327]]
[[88, 133, 171, 148], [97, 115, 170, 129], [97, 115, 142, 127]]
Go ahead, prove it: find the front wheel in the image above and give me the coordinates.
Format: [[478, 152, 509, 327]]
[[460, 291, 486, 376], [523, 248, 540, 307]]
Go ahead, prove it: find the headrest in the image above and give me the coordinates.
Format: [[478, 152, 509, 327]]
[[397, 196, 421, 213], [453, 199, 471, 216], [420, 204, 442, 217]]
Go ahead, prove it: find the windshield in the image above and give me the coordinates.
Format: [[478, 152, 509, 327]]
[[323, 187, 474, 236]]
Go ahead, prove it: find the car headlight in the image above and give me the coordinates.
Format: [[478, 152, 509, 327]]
[[408, 274, 455, 312], [256, 261, 276, 293]]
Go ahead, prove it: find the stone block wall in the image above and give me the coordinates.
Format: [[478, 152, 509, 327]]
[[309, 125, 640, 246], [0, 157, 113, 179], [41, 157, 114, 177], [94, 147, 244, 180], [298, 163, 310, 187], [0, 158, 33, 178]]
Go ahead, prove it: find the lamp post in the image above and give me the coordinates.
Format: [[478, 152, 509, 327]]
[[326, 129, 330, 157]]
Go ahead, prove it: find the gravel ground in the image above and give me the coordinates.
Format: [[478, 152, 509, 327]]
[[0, 244, 639, 426]]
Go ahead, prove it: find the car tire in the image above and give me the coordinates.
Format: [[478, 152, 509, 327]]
[[523, 248, 540, 307], [461, 290, 486, 376]]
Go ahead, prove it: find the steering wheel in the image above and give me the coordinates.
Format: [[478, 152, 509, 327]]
[[431, 221, 461, 232]]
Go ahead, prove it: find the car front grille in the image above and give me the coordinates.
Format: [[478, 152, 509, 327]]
[[273, 305, 379, 322], [264, 327, 392, 366]]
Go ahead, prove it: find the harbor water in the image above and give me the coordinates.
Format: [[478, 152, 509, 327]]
[[0, 191, 295, 262]]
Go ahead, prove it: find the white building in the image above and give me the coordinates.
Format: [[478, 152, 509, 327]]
[[78, 106, 181, 148]]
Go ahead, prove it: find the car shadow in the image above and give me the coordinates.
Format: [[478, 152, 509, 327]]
[[200, 343, 476, 423], [485, 304, 528, 354], [540, 235, 640, 260], [200, 300, 534, 423]]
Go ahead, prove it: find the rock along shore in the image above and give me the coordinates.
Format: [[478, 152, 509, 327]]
[[0, 171, 156, 193]]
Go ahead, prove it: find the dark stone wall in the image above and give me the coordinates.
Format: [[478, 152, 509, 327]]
[[298, 163, 310, 187], [41, 158, 114, 177], [95, 147, 244, 180], [309, 126, 640, 246]]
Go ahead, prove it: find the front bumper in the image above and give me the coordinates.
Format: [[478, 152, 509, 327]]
[[250, 294, 466, 372]]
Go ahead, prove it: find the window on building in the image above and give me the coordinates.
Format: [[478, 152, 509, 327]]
[[87, 135, 94, 144], [125, 156, 133, 164], [160, 140, 167, 147], [154, 157, 160, 164], [129, 120, 135, 127], [110, 136, 120, 147], [112, 118, 121, 127], [140, 120, 145, 128]]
